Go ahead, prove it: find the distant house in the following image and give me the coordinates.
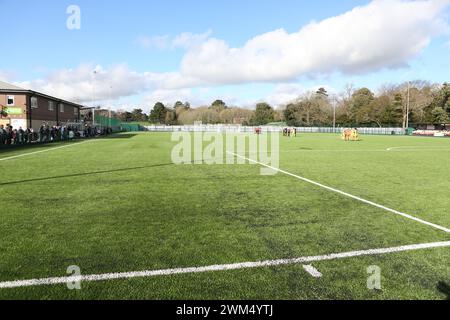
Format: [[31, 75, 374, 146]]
[[0, 80, 84, 130]]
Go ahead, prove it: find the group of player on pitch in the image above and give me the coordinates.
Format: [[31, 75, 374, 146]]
[[342, 128, 360, 141], [256, 127, 359, 141], [282, 128, 297, 137]]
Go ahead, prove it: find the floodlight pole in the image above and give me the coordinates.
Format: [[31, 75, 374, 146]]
[[331, 95, 337, 133], [109, 86, 112, 128], [406, 81, 410, 132], [333, 102, 336, 133], [92, 70, 97, 125]]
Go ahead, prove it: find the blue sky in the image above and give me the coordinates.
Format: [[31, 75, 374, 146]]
[[0, 0, 449, 110]]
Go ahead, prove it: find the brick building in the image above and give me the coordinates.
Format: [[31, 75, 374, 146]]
[[0, 80, 83, 130]]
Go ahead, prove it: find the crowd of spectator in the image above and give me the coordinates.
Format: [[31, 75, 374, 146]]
[[0, 123, 113, 147]]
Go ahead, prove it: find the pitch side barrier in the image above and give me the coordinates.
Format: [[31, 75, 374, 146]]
[[144, 125, 404, 135]]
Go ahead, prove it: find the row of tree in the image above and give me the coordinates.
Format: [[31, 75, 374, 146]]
[[284, 82, 450, 127], [117, 81, 450, 127], [144, 99, 282, 126]]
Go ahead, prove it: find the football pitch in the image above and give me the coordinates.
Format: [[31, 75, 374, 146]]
[[0, 132, 449, 300]]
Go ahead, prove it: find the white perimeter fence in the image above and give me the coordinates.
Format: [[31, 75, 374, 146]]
[[143, 125, 405, 135]]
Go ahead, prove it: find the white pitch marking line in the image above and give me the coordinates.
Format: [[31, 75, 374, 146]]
[[303, 265, 322, 278], [386, 146, 450, 152], [0, 140, 95, 162], [0, 241, 449, 289], [227, 151, 450, 234], [250, 150, 387, 153], [387, 146, 404, 151]]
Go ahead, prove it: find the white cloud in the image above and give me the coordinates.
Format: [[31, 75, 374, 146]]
[[145, 71, 202, 90], [179, 0, 450, 85], [136, 30, 212, 50], [11, 63, 203, 109], [144, 88, 198, 107], [16, 64, 149, 104], [264, 83, 307, 106], [6, 0, 450, 111], [248, 83, 337, 108], [171, 30, 213, 49], [0, 70, 16, 82], [136, 34, 170, 50]]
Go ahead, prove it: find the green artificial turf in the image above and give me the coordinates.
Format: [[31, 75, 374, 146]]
[[0, 132, 449, 300]]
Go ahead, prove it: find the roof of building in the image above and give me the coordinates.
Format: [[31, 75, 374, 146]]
[[0, 80, 26, 91], [0, 80, 86, 109]]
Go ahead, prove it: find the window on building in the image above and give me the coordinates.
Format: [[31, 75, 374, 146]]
[[74, 107, 78, 115], [7, 95, 14, 106], [59, 104, 65, 113], [48, 101, 55, 111], [31, 97, 38, 109]]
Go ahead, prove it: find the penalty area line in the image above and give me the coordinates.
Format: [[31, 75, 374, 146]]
[[0, 241, 449, 289], [227, 151, 450, 234]]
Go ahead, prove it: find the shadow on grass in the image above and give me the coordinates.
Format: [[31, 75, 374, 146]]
[[0, 159, 212, 186], [0, 134, 138, 155], [437, 281, 450, 300], [0, 163, 176, 186], [102, 133, 139, 139], [0, 140, 77, 154]]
